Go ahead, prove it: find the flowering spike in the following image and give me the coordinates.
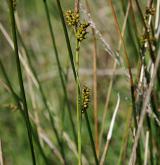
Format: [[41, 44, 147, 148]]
[[65, 9, 90, 42], [82, 85, 90, 113], [75, 22, 90, 42], [65, 10, 80, 27]]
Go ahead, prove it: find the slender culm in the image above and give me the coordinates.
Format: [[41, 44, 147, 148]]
[[8, 0, 36, 164]]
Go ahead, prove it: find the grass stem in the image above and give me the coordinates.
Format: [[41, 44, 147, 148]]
[[43, 0, 77, 150], [75, 40, 82, 165], [8, 1, 36, 164]]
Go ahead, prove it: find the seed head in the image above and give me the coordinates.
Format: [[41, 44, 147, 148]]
[[145, 7, 155, 16], [75, 22, 90, 42], [82, 85, 90, 113], [65, 10, 80, 27]]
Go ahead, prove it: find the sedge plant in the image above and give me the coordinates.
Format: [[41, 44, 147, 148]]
[[65, 9, 90, 165]]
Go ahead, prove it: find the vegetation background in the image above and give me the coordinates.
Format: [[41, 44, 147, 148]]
[[0, 0, 160, 164]]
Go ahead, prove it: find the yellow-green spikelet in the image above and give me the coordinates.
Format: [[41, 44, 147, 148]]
[[82, 86, 90, 113], [65, 10, 80, 27], [75, 22, 90, 41]]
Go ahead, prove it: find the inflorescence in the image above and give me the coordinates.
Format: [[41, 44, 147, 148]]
[[81, 86, 90, 113], [140, 6, 156, 46], [65, 10, 89, 42]]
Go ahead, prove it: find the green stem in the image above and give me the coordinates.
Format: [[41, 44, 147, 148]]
[[84, 112, 99, 165], [76, 40, 81, 165], [55, 1, 98, 163], [0, 59, 50, 164], [16, 28, 66, 164], [44, 0, 78, 159], [134, 0, 160, 84], [146, 115, 154, 165], [55, 0, 77, 80], [8, 1, 36, 164], [109, 1, 142, 164]]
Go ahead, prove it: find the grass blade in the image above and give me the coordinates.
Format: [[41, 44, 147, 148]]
[[8, 1, 36, 164], [84, 112, 99, 165], [55, 0, 77, 80]]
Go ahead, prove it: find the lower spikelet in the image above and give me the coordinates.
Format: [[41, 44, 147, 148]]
[[82, 85, 90, 113]]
